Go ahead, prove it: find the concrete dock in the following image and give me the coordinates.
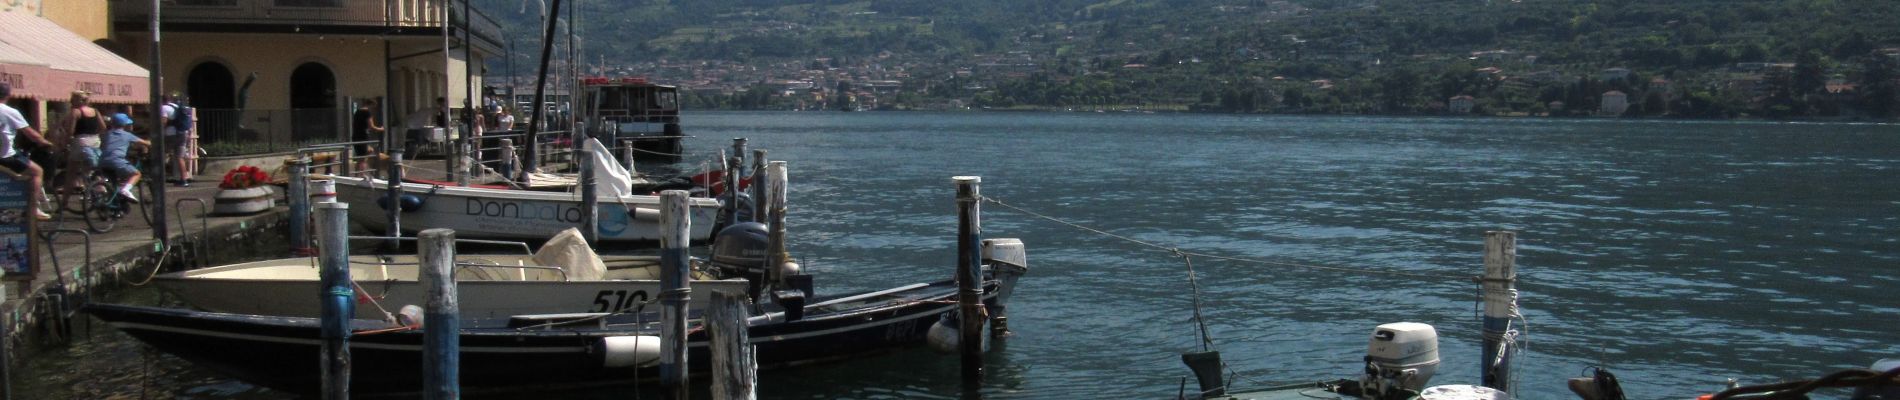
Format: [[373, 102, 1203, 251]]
[[4, 175, 293, 341]]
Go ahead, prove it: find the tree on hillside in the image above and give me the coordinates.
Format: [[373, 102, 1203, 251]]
[[1858, 57, 1898, 118], [1793, 50, 1828, 101]]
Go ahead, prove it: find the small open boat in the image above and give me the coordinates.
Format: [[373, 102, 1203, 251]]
[[152, 230, 748, 320], [88, 277, 1005, 395], [90, 239, 1028, 396], [1178, 233, 1526, 400]]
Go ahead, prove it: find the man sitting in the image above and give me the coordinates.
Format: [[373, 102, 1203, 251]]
[[102, 113, 149, 202]]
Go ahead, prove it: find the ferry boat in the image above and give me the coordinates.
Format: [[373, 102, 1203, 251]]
[[582, 77, 685, 159]]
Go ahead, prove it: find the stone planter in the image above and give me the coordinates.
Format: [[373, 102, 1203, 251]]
[[213, 186, 276, 215]]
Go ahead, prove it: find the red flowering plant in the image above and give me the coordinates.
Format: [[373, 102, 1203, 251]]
[[219, 165, 271, 189]]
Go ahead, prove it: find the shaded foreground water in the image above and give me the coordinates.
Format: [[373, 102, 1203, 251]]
[[17, 112, 1900, 399]]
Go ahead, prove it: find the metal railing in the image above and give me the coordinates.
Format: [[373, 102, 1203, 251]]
[[296, 140, 381, 177], [197, 108, 348, 157]]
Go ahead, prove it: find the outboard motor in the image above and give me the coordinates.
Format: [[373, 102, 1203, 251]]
[[1362, 322, 1441, 399], [981, 238, 1029, 336], [708, 222, 770, 295]]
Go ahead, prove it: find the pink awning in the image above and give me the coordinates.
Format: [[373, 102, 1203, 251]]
[[0, 13, 150, 104]]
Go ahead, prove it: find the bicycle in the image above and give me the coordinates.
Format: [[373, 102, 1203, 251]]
[[77, 150, 154, 233]]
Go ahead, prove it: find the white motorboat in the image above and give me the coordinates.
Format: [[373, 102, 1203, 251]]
[[328, 139, 722, 243]]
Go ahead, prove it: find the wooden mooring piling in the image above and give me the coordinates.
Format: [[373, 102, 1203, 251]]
[[658, 190, 692, 399], [418, 229, 460, 399], [383, 150, 405, 251], [953, 176, 987, 385], [315, 202, 354, 399]]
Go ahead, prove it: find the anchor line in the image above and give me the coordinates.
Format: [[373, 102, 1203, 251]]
[[977, 194, 1486, 391], [625, 146, 688, 157], [1179, 252, 1214, 353], [975, 196, 1469, 282]]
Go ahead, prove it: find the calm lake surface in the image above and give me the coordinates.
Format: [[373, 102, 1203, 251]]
[[19, 112, 1900, 399]]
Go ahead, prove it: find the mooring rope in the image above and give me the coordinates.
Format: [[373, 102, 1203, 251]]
[[979, 194, 1502, 391], [1179, 252, 1214, 352], [624, 146, 688, 157], [977, 196, 1470, 282], [125, 241, 178, 286]]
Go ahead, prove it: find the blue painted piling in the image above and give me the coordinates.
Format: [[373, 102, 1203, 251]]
[[954, 176, 985, 384], [1480, 231, 1517, 393], [418, 228, 460, 399], [315, 202, 354, 399], [657, 190, 692, 400]]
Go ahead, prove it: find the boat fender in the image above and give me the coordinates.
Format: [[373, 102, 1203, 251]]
[[400, 194, 425, 212], [779, 261, 801, 278], [628, 206, 660, 222], [925, 311, 990, 354], [377, 194, 426, 212], [397, 305, 424, 327], [596, 335, 662, 368]]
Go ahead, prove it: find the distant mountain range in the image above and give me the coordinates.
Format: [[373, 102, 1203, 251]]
[[475, 0, 1900, 118]]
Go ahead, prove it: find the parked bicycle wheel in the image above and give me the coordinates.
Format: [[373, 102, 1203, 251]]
[[84, 178, 118, 233], [134, 178, 155, 227]]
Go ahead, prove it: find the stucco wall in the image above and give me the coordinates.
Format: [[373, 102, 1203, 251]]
[[3, 0, 111, 42], [111, 32, 484, 116]]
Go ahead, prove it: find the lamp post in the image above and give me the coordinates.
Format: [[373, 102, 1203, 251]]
[[149, 0, 169, 242]]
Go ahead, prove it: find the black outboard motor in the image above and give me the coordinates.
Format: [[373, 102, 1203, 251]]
[[708, 222, 770, 296]]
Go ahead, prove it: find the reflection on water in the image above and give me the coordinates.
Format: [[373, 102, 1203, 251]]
[[18, 113, 1900, 399]]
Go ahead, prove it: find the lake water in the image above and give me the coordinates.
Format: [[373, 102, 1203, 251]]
[[19, 112, 1900, 399]]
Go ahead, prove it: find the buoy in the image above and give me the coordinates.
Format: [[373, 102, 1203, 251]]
[[377, 194, 426, 212], [628, 206, 660, 222], [598, 335, 662, 367]]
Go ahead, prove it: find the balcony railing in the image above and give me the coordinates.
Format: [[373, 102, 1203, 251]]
[[113, 0, 503, 46]]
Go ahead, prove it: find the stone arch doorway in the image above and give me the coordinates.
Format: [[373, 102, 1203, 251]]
[[186, 62, 238, 142], [289, 62, 338, 141], [186, 62, 236, 109]]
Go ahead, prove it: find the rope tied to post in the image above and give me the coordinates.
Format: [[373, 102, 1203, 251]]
[[976, 194, 1513, 390], [976, 195, 1471, 282]]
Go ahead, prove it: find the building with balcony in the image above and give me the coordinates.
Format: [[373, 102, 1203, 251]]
[[110, 0, 505, 156]]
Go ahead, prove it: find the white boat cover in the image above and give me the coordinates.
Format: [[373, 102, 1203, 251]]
[[531, 228, 607, 281], [587, 138, 635, 197]]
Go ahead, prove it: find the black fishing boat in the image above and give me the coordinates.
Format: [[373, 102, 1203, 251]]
[[87, 267, 1024, 395], [89, 173, 1030, 395]]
